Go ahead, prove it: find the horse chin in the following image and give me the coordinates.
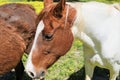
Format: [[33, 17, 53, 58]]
[[40, 76, 45, 80], [39, 73, 45, 80]]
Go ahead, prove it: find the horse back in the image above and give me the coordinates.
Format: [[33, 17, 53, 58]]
[[0, 3, 37, 53]]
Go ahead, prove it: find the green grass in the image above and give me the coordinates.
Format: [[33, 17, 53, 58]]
[[18, 1, 44, 13], [45, 39, 84, 80]]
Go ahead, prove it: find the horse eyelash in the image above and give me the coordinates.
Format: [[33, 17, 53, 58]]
[[42, 32, 53, 41], [44, 34, 53, 41]]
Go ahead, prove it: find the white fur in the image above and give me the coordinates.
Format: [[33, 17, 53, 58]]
[[70, 2, 120, 80], [25, 21, 44, 78]]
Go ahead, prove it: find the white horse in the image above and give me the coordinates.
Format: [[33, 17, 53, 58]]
[[26, 0, 120, 80], [70, 2, 120, 80]]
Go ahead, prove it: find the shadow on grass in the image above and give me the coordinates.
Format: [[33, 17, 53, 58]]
[[67, 66, 113, 80], [0, 71, 32, 80], [67, 67, 85, 80]]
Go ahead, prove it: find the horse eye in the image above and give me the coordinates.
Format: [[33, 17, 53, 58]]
[[44, 50, 51, 55], [44, 34, 53, 41]]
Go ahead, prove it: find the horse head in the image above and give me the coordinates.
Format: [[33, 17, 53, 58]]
[[26, 0, 76, 79]]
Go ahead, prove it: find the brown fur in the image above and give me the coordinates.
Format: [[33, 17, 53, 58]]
[[0, 3, 37, 77], [0, 18, 25, 74], [0, 3, 37, 53]]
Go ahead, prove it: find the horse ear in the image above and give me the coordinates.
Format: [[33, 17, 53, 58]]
[[44, 0, 53, 8], [53, 0, 66, 18]]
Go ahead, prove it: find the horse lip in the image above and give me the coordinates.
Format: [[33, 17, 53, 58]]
[[39, 74, 45, 79], [39, 69, 46, 80]]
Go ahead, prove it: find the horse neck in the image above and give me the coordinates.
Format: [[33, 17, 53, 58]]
[[71, 2, 116, 38], [70, 2, 120, 51]]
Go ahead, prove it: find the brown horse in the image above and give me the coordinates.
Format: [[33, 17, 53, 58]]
[[26, 0, 75, 79], [26, 0, 120, 80], [0, 3, 37, 80]]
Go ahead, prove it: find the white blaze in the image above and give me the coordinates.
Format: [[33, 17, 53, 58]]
[[25, 21, 44, 78]]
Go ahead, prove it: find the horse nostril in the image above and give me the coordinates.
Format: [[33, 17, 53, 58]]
[[29, 71, 34, 77], [40, 70, 45, 77]]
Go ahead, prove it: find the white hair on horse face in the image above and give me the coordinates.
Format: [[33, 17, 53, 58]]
[[25, 20, 44, 78], [31, 20, 44, 50]]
